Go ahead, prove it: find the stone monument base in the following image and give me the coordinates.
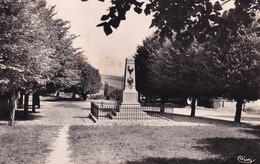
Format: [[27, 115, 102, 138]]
[[121, 89, 139, 106], [113, 106, 151, 120]]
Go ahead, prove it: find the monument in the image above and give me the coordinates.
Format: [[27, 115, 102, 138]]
[[113, 55, 151, 120], [121, 56, 140, 106]]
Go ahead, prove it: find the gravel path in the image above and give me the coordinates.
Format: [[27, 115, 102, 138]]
[[13, 96, 92, 126]]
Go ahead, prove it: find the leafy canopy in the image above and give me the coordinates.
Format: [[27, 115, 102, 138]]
[[82, 0, 259, 50]]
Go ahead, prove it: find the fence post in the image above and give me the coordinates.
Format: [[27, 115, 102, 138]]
[[96, 103, 99, 120], [90, 102, 99, 121]]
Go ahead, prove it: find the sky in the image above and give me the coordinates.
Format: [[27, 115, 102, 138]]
[[45, 0, 235, 76], [46, 0, 154, 76]]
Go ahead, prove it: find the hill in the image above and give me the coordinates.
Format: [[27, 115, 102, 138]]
[[101, 74, 124, 90]]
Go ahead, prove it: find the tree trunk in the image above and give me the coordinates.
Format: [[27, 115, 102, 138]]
[[24, 93, 29, 118], [72, 92, 76, 99], [160, 97, 165, 113], [9, 90, 17, 127], [56, 92, 59, 97], [36, 93, 40, 108], [234, 99, 244, 123], [190, 97, 197, 117], [0, 94, 10, 116], [82, 93, 87, 101], [32, 93, 36, 113], [18, 91, 24, 108]]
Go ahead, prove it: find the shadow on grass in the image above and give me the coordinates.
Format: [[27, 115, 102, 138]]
[[145, 111, 173, 121], [195, 137, 260, 164], [213, 115, 260, 122], [127, 136, 260, 164], [15, 110, 42, 121], [126, 157, 235, 164], [73, 116, 91, 123], [155, 112, 253, 127], [43, 97, 83, 102], [73, 116, 90, 119], [54, 103, 82, 108], [240, 125, 260, 138], [0, 110, 42, 121], [81, 108, 90, 110]]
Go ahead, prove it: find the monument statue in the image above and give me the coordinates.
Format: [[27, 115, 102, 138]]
[[121, 56, 139, 106], [127, 66, 134, 86]]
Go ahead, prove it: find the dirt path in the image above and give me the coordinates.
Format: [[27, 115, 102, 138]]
[[14, 96, 93, 126], [46, 126, 71, 164], [14, 96, 93, 163], [38, 97, 93, 164]]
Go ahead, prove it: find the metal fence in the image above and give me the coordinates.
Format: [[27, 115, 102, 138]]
[[91, 100, 118, 106], [90, 101, 174, 121], [90, 102, 99, 120]]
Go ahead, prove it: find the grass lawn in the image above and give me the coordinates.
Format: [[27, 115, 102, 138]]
[[0, 125, 59, 164], [68, 123, 260, 164]]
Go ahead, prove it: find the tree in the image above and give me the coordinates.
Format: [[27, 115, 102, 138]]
[[136, 17, 260, 121], [208, 23, 260, 122], [104, 82, 109, 100], [65, 55, 102, 100], [80, 63, 101, 97], [1, 0, 101, 125], [135, 35, 223, 116], [108, 88, 123, 102], [95, 0, 260, 122], [43, 16, 81, 94], [0, 0, 54, 125], [85, 0, 259, 50]]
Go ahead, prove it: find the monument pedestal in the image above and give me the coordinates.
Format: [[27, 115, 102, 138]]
[[121, 89, 139, 106]]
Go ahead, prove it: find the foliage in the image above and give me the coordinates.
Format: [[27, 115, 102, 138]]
[[0, 0, 101, 96], [135, 35, 222, 100], [0, 0, 101, 124], [108, 87, 123, 101], [65, 56, 102, 97], [215, 33, 260, 102], [90, 94, 106, 100], [88, 0, 259, 50], [0, 0, 65, 94], [104, 82, 109, 99], [0, 0, 50, 94], [135, 18, 260, 120]]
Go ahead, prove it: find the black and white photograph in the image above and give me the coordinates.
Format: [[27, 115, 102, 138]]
[[0, 0, 260, 163]]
